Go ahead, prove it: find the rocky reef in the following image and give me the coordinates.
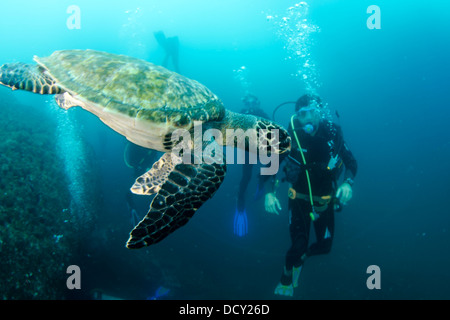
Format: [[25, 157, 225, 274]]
[[0, 90, 99, 299]]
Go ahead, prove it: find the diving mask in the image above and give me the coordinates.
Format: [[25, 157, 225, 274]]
[[297, 105, 320, 117], [297, 105, 320, 134]]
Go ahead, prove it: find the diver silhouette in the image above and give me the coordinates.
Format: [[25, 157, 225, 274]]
[[154, 31, 180, 73], [234, 94, 270, 237]]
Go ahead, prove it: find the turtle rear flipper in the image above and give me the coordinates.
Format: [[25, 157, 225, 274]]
[[0, 63, 63, 94], [127, 154, 226, 248]]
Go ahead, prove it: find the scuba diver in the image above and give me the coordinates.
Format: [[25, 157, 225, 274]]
[[154, 31, 180, 73], [263, 94, 357, 297], [240, 94, 269, 119], [234, 94, 270, 237]]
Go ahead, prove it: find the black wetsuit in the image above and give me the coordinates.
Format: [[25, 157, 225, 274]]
[[281, 117, 357, 281]]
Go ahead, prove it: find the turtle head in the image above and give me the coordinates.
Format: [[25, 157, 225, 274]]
[[255, 119, 291, 156], [218, 111, 291, 167]]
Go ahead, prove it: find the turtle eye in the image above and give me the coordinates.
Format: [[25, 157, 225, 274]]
[[171, 113, 190, 127]]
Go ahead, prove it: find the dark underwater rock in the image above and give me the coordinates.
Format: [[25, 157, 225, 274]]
[[0, 89, 99, 299]]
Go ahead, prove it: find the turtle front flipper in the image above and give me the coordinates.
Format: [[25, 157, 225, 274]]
[[0, 62, 63, 94], [130, 152, 182, 196], [126, 153, 226, 249]]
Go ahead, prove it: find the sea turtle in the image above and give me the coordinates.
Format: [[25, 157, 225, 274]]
[[0, 50, 290, 248]]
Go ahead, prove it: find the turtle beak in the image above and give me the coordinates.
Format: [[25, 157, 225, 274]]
[[276, 129, 291, 154], [278, 136, 291, 154], [283, 139, 291, 153]]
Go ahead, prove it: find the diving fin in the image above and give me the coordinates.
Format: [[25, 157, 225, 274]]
[[233, 208, 248, 237], [292, 265, 303, 288], [274, 283, 293, 297]]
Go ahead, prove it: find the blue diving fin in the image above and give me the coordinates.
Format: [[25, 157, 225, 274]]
[[233, 207, 248, 237], [147, 286, 170, 300]]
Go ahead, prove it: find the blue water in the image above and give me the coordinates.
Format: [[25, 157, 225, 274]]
[[0, 0, 449, 300]]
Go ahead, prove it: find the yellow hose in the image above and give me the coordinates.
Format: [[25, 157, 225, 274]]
[[290, 115, 317, 220]]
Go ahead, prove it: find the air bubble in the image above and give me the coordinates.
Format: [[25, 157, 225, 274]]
[[267, 2, 321, 94], [233, 65, 251, 95]]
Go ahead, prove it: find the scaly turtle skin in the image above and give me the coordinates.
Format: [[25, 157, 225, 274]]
[[0, 50, 291, 248]]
